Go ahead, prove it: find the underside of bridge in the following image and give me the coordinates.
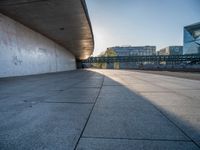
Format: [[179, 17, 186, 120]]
[[0, 0, 94, 77]]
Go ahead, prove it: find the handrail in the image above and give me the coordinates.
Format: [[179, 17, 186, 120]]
[[80, 54, 200, 63]]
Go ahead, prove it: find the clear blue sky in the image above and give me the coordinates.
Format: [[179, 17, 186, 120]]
[[86, 0, 200, 56]]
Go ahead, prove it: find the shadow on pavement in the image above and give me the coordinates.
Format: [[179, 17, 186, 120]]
[[0, 69, 200, 150]]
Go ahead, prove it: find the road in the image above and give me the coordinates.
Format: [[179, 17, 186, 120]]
[[0, 69, 200, 150]]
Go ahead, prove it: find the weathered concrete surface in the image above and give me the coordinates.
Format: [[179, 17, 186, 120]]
[[136, 70, 200, 80], [1, 69, 200, 150], [0, 0, 94, 60], [77, 138, 198, 150], [0, 13, 75, 77]]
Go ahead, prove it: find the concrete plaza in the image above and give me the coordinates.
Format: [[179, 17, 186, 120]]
[[0, 69, 200, 150]]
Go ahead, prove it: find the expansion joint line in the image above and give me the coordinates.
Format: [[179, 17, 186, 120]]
[[73, 75, 105, 150]]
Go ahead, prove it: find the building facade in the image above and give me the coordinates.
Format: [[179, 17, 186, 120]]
[[183, 22, 200, 54], [159, 46, 183, 55], [109, 46, 156, 56]]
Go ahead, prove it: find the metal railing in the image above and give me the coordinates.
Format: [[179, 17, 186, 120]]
[[80, 54, 200, 64]]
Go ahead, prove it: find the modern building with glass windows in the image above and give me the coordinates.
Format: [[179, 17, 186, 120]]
[[158, 46, 183, 55], [183, 22, 200, 54], [109, 46, 156, 56]]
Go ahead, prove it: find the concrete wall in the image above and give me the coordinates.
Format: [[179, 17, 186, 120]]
[[0, 13, 76, 77]]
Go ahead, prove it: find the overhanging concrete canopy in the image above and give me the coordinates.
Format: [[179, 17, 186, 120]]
[[0, 0, 94, 60]]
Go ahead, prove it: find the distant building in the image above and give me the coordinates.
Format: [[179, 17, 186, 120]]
[[158, 46, 183, 55], [183, 22, 200, 54], [108, 46, 156, 56]]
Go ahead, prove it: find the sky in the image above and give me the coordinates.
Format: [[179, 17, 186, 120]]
[[86, 0, 200, 56]]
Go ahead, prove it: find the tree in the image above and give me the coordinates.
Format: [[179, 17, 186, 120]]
[[92, 48, 119, 69], [103, 48, 117, 57]]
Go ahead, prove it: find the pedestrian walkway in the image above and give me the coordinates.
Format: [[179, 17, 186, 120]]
[[0, 69, 200, 150]]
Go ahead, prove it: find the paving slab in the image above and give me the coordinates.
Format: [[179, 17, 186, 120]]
[[45, 87, 100, 103], [77, 138, 199, 150], [174, 90, 200, 99], [136, 71, 200, 81], [1, 69, 200, 150], [83, 86, 188, 140], [73, 77, 104, 88], [0, 70, 102, 150], [81, 69, 200, 149], [198, 142, 200, 147], [126, 84, 171, 92], [0, 102, 92, 150], [140, 92, 200, 107], [158, 105, 200, 141]]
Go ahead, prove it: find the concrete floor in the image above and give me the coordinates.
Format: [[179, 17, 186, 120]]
[[136, 70, 200, 81], [0, 69, 200, 150]]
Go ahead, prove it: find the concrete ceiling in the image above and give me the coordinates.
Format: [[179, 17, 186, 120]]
[[0, 0, 94, 60]]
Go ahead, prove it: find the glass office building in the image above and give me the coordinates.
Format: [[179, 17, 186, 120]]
[[159, 46, 183, 55], [183, 22, 200, 54], [109, 46, 156, 56]]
